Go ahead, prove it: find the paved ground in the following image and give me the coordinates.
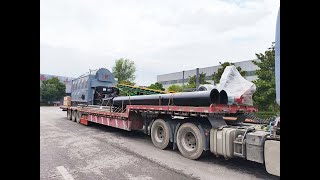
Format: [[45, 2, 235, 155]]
[[40, 107, 279, 180]]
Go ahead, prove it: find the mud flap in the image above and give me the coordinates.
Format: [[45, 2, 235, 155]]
[[168, 121, 181, 150], [207, 116, 228, 129], [80, 118, 88, 125], [197, 124, 211, 151]]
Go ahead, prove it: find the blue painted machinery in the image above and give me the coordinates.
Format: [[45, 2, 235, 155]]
[[71, 68, 117, 105]]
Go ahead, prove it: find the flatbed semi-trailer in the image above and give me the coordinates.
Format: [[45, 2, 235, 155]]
[[60, 103, 280, 177]]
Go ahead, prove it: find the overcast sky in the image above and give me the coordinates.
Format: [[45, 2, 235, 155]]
[[40, 0, 280, 86]]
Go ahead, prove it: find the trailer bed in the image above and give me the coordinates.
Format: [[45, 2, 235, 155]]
[[61, 104, 257, 117], [61, 104, 257, 131]]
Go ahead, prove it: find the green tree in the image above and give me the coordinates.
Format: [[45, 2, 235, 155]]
[[40, 77, 66, 103], [212, 62, 246, 84], [112, 58, 136, 84], [186, 72, 210, 88], [168, 84, 182, 92], [252, 42, 279, 112], [148, 82, 165, 91]]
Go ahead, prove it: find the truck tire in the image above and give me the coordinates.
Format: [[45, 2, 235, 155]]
[[177, 123, 204, 160], [72, 110, 77, 122], [76, 111, 81, 123], [67, 110, 72, 120], [151, 119, 170, 149]]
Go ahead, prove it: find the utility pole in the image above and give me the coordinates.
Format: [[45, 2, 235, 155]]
[[182, 71, 185, 91], [196, 68, 199, 89]]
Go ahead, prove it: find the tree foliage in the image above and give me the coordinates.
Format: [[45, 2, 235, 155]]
[[168, 84, 182, 92], [148, 82, 165, 91], [40, 77, 66, 102], [120, 80, 135, 86], [112, 58, 136, 84], [186, 72, 210, 88], [252, 42, 279, 112], [212, 62, 246, 84]]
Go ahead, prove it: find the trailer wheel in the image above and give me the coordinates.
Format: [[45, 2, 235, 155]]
[[177, 123, 204, 160], [72, 110, 77, 122], [67, 110, 72, 120], [151, 119, 170, 149], [75, 111, 81, 123]]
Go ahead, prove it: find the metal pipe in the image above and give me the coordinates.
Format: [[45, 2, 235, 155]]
[[210, 89, 220, 104], [112, 88, 223, 107], [219, 90, 228, 105]]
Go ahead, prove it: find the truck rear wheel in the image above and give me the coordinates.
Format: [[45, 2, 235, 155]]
[[151, 119, 170, 149], [75, 111, 81, 123], [177, 123, 204, 160], [72, 110, 77, 122], [67, 110, 72, 120]]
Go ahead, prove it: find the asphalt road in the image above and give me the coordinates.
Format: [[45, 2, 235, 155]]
[[40, 107, 279, 180]]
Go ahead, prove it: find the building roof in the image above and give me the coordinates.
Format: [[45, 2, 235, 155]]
[[157, 59, 258, 76]]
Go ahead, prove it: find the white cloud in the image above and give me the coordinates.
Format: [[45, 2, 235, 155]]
[[40, 0, 280, 86]]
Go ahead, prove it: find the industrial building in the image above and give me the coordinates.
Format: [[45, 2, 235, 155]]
[[40, 74, 74, 94], [157, 59, 259, 90]]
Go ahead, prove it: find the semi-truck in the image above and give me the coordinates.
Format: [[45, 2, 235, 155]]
[[60, 7, 280, 177], [60, 68, 280, 177]]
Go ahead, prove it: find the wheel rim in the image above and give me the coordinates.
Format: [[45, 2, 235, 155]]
[[155, 125, 165, 143], [181, 131, 197, 152]]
